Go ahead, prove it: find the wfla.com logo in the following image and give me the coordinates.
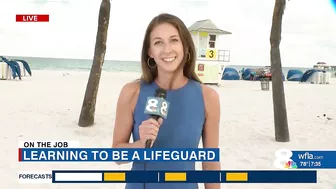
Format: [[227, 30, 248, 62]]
[[274, 149, 298, 169]]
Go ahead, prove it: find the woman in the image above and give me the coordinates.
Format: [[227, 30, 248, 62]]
[[112, 13, 221, 189]]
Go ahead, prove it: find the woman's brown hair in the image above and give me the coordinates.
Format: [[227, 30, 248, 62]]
[[140, 13, 202, 83]]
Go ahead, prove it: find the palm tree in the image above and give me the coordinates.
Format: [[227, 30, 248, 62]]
[[270, 0, 290, 142], [78, 0, 111, 127]]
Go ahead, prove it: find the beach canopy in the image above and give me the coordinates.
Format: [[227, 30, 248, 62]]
[[242, 68, 285, 81], [287, 69, 303, 81], [14, 59, 32, 76], [0, 56, 32, 79], [300, 69, 324, 83], [0, 58, 21, 79], [242, 68, 254, 80], [222, 67, 240, 80]]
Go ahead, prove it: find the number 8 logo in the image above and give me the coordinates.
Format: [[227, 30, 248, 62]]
[[273, 149, 293, 169], [161, 101, 168, 116], [146, 99, 158, 113]]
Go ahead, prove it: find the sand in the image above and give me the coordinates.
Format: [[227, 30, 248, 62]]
[[1, 70, 335, 189]]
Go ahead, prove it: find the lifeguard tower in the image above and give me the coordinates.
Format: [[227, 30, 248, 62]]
[[188, 19, 231, 86]]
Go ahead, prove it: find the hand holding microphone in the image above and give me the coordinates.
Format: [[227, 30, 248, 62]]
[[139, 118, 162, 148], [141, 88, 170, 148]]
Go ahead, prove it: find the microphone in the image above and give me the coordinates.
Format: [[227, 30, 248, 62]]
[[144, 88, 170, 148]]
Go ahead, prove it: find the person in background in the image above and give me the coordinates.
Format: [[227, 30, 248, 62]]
[[250, 71, 256, 81], [112, 13, 221, 189], [241, 67, 245, 79]]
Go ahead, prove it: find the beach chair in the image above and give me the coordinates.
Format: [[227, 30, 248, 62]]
[[0, 62, 13, 80]]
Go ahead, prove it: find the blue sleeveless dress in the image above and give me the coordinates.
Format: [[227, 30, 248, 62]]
[[125, 79, 205, 189]]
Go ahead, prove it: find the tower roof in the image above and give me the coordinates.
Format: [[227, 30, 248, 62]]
[[188, 19, 231, 35]]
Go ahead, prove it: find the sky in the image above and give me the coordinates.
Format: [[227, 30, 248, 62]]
[[0, 0, 335, 67]]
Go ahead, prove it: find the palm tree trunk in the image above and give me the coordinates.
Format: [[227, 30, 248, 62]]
[[78, 0, 111, 127], [270, 0, 290, 142]]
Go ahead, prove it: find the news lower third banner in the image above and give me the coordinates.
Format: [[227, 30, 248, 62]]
[[274, 149, 336, 169], [17, 170, 317, 183], [18, 148, 219, 162], [50, 170, 317, 183]]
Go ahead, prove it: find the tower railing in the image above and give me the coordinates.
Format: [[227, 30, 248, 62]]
[[217, 50, 230, 62]]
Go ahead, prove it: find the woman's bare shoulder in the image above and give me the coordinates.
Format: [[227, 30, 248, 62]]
[[120, 80, 140, 94], [200, 84, 219, 101], [200, 84, 220, 116], [119, 81, 140, 102]]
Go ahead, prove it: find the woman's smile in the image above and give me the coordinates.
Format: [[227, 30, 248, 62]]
[[162, 57, 176, 62]]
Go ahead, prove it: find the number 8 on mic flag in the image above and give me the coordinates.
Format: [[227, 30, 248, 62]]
[[144, 97, 170, 119]]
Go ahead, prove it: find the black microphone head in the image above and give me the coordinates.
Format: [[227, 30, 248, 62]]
[[155, 88, 167, 99]]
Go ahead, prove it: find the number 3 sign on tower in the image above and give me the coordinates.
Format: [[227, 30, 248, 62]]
[[206, 49, 217, 60]]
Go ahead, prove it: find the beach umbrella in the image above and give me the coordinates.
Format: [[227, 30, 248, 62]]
[[14, 59, 32, 76]]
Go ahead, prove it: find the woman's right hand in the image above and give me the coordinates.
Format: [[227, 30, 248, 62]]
[[139, 118, 163, 147]]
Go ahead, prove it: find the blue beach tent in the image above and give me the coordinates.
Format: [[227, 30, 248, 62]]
[[222, 67, 240, 80], [242, 68, 253, 80], [287, 69, 303, 81], [300, 69, 324, 83]]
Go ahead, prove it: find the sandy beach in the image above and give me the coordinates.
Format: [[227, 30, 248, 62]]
[[1, 70, 335, 189]]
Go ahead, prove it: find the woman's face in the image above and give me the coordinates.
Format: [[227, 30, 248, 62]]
[[148, 23, 184, 74]]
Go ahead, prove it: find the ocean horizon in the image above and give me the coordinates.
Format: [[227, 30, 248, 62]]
[[3, 55, 313, 76]]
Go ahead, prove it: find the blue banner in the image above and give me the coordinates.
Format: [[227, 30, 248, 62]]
[[51, 170, 317, 183], [291, 150, 336, 169], [274, 149, 336, 169], [18, 148, 219, 162]]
